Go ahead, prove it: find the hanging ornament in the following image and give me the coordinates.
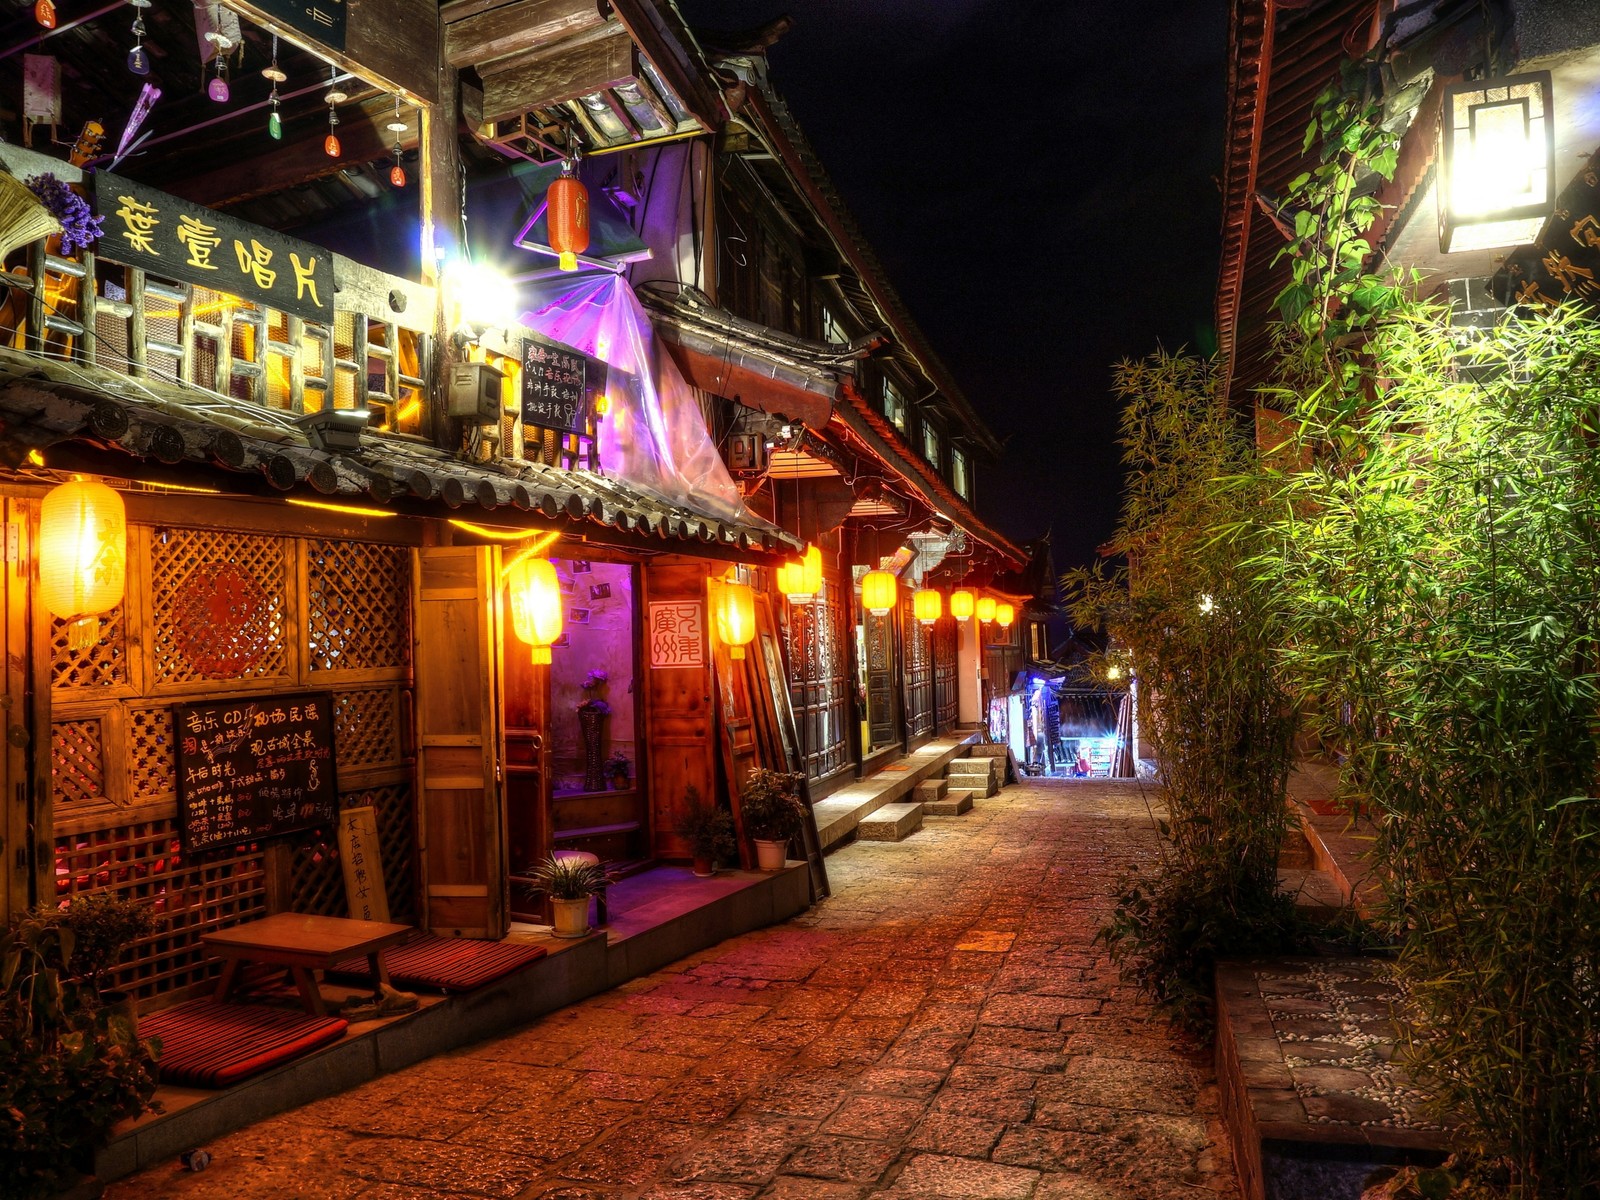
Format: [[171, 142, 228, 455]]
[[202, 7, 233, 102], [40, 478, 127, 653], [913, 588, 942, 626], [547, 156, 589, 271], [995, 602, 1015, 629], [126, 0, 152, 76], [386, 94, 407, 188], [715, 577, 757, 660], [34, 0, 56, 30], [976, 595, 997, 623], [507, 555, 562, 664], [262, 34, 285, 138], [861, 570, 897, 617], [950, 589, 975, 621], [323, 65, 346, 157]]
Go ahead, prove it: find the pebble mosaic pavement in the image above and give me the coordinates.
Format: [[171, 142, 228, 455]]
[[107, 778, 1239, 1200]]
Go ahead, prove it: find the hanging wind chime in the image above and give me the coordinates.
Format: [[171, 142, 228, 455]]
[[386, 95, 407, 187], [262, 35, 286, 139], [126, 0, 152, 75], [202, 5, 233, 102], [324, 65, 346, 157]]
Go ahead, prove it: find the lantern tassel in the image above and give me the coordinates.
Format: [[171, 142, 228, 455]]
[[67, 615, 98, 652]]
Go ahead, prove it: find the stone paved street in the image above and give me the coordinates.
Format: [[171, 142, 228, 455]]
[[107, 779, 1238, 1200]]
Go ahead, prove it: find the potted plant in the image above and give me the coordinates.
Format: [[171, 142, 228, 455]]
[[672, 785, 737, 876], [605, 750, 631, 790], [527, 855, 607, 938], [41, 893, 158, 1027], [2, 909, 161, 1199], [740, 768, 806, 871]]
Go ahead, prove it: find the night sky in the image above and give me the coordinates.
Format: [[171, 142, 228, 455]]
[[677, 0, 1229, 572]]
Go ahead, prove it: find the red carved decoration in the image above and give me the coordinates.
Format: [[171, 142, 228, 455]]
[[172, 563, 274, 678]]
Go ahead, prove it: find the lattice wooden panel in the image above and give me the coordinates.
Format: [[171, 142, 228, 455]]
[[52, 718, 108, 806], [51, 605, 130, 691], [128, 706, 176, 799], [54, 819, 267, 1002], [934, 618, 959, 733], [333, 687, 403, 772], [352, 782, 417, 923], [289, 829, 345, 918], [305, 540, 411, 673], [150, 529, 290, 684], [785, 581, 850, 781]]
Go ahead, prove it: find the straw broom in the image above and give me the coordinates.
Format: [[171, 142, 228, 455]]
[[0, 169, 64, 263]]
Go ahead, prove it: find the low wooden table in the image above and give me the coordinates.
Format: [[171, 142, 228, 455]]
[[202, 913, 411, 1017]]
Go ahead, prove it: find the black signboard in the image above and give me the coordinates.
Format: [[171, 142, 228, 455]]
[[90, 172, 335, 323], [520, 332, 595, 436], [251, 0, 347, 52], [175, 691, 338, 851]]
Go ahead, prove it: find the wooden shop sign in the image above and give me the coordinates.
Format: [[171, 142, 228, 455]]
[[90, 172, 335, 323], [520, 330, 598, 436], [176, 690, 339, 851]]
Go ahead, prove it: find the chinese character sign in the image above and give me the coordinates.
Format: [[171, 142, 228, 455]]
[[90, 173, 334, 323], [520, 331, 595, 436], [250, 0, 346, 52], [337, 806, 389, 922], [648, 601, 705, 669], [174, 691, 339, 851]]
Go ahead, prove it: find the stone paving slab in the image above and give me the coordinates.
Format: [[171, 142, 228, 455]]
[[106, 780, 1239, 1200]]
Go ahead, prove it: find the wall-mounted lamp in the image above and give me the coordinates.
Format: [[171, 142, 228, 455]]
[[296, 408, 369, 452], [1439, 71, 1555, 254], [444, 258, 518, 346]]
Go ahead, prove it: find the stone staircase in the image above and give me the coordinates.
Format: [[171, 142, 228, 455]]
[[857, 745, 1010, 841]]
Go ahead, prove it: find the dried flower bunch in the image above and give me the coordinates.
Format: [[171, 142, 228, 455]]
[[25, 173, 103, 256]]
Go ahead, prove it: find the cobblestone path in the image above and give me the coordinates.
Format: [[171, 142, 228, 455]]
[[109, 779, 1238, 1200]]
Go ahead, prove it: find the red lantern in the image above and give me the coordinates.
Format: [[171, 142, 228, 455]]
[[547, 173, 589, 271]]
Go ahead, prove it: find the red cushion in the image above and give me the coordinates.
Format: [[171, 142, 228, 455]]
[[329, 934, 548, 992], [142, 999, 347, 1089]]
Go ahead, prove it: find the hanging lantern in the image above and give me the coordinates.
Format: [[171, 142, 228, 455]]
[[913, 587, 942, 626], [324, 66, 346, 158], [976, 595, 997, 623], [950, 589, 975, 621], [1438, 72, 1555, 254], [995, 602, 1015, 629], [716, 578, 757, 660], [861, 570, 897, 617], [547, 166, 590, 272], [506, 555, 562, 664], [777, 544, 822, 605], [387, 95, 407, 188], [40, 478, 127, 652]]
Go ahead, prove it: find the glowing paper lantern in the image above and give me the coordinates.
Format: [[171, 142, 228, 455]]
[[777, 544, 822, 605], [716, 579, 756, 660], [913, 588, 942, 625], [949, 589, 975, 621], [995, 602, 1015, 629], [861, 570, 897, 617], [976, 595, 997, 623], [40, 478, 126, 652], [507, 555, 562, 664], [548, 173, 590, 272]]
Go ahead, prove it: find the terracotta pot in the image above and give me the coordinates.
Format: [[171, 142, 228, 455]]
[[754, 839, 787, 872], [550, 896, 591, 938], [691, 855, 715, 877]]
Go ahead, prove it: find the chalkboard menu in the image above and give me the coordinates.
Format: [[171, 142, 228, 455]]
[[521, 332, 593, 436], [175, 691, 338, 851]]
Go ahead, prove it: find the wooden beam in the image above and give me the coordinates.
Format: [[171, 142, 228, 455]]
[[422, 64, 465, 456], [478, 24, 636, 124], [165, 104, 419, 209], [443, 0, 606, 69], [223, 0, 441, 106], [607, 0, 723, 131]]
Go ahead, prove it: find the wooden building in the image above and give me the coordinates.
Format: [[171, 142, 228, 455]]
[[0, 0, 1022, 1014]]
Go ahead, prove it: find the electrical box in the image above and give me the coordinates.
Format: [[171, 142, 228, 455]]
[[726, 432, 768, 475], [446, 361, 505, 423]]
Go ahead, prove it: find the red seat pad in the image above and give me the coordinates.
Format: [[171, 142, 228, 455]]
[[142, 999, 348, 1089], [328, 934, 548, 992]]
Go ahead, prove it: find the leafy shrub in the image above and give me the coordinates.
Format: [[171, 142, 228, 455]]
[[672, 784, 737, 864], [527, 856, 607, 900], [739, 769, 805, 841]]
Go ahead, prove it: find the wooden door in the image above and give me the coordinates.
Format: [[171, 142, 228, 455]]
[[902, 593, 934, 744], [865, 609, 900, 753], [642, 558, 716, 860], [502, 597, 549, 894], [1, 498, 41, 927], [413, 545, 506, 938]]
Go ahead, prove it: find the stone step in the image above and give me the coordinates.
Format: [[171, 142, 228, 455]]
[[923, 790, 973, 816], [966, 744, 1009, 759], [856, 801, 924, 842], [915, 778, 948, 802], [946, 774, 993, 798], [945, 759, 994, 778]]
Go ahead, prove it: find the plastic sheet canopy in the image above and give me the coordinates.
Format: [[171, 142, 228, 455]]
[[521, 272, 746, 525]]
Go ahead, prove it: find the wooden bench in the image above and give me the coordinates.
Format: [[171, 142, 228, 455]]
[[203, 912, 411, 1017]]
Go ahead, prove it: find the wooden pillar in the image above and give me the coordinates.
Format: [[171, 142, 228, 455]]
[[421, 53, 464, 456]]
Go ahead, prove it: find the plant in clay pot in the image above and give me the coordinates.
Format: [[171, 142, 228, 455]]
[[527, 855, 608, 938], [604, 750, 631, 789], [740, 768, 806, 871], [36, 893, 158, 1009], [672, 785, 737, 876], [2, 906, 161, 1199]]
